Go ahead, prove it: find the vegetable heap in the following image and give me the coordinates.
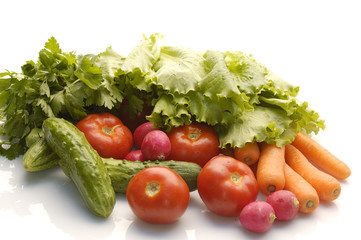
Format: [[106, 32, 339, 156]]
[[0, 34, 324, 159]]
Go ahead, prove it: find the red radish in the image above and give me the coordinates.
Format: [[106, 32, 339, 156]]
[[266, 190, 299, 221], [141, 130, 171, 161], [134, 122, 157, 148], [239, 201, 276, 233], [125, 150, 145, 161]]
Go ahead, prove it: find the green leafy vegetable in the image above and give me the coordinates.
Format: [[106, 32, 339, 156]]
[[0, 37, 127, 159], [0, 34, 325, 159]]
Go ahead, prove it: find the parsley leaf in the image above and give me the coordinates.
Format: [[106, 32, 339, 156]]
[[0, 37, 127, 159]]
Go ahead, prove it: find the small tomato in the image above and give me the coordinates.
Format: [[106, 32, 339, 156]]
[[167, 122, 220, 167], [197, 155, 259, 217], [76, 112, 133, 159], [126, 166, 190, 224]]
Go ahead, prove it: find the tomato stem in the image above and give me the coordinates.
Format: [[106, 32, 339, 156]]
[[146, 182, 160, 197], [102, 125, 121, 135], [230, 172, 243, 183], [188, 131, 200, 141]]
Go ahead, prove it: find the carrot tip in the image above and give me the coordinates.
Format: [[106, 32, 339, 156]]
[[267, 185, 276, 194], [305, 200, 315, 209], [242, 156, 253, 165], [333, 188, 340, 197]]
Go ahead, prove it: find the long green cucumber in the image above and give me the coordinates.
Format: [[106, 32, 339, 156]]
[[42, 117, 116, 218], [22, 139, 201, 192], [103, 158, 201, 193]]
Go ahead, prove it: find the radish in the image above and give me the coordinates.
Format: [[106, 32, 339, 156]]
[[141, 130, 171, 161], [239, 201, 276, 233], [133, 122, 158, 148], [266, 190, 299, 221], [125, 150, 145, 161]]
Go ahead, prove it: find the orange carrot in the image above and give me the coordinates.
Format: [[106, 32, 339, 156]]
[[284, 163, 319, 213], [292, 132, 351, 180], [234, 142, 260, 165], [285, 144, 341, 202], [256, 142, 286, 195]]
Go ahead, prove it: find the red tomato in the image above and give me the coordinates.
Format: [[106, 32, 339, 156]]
[[76, 113, 133, 159], [126, 166, 190, 224], [167, 122, 220, 167], [197, 155, 259, 217]]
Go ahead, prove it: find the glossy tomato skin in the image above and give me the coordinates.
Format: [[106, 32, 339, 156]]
[[76, 112, 133, 159], [197, 155, 259, 217], [126, 166, 190, 224], [167, 122, 220, 167]]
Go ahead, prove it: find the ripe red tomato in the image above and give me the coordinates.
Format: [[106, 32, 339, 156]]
[[76, 112, 133, 159], [197, 155, 259, 217], [126, 166, 190, 224], [167, 122, 220, 167]]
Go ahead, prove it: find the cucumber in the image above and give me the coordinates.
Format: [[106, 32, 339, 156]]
[[23, 128, 201, 192], [42, 117, 116, 218], [103, 158, 201, 193], [23, 137, 59, 172], [21, 138, 201, 192]]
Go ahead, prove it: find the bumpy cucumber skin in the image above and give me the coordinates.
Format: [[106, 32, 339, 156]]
[[23, 125, 201, 192], [42, 117, 116, 218], [23, 137, 59, 172], [104, 158, 201, 193]]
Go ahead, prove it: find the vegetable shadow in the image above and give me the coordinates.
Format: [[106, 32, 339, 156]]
[[125, 192, 206, 240], [126, 218, 188, 240], [0, 157, 116, 240]]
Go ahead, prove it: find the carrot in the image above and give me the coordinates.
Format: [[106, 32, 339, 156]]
[[285, 144, 341, 202], [256, 142, 286, 195], [292, 132, 351, 180], [234, 142, 260, 165], [284, 163, 319, 213]]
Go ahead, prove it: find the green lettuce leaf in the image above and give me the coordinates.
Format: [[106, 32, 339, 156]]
[[199, 51, 251, 112], [216, 106, 292, 148], [120, 34, 161, 91], [151, 46, 206, 94], [0, 34, 325, 159]]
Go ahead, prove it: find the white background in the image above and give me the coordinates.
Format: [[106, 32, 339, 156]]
[[1, 0, 360, 239]]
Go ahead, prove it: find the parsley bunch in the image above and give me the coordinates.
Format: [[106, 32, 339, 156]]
[[0, 37, 137, 159]]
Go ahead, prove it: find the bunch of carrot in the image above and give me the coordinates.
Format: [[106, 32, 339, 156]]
[[232, 132, 351, 213]]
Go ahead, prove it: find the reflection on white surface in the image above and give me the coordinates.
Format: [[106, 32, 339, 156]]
[[0, 154, 358, 240]]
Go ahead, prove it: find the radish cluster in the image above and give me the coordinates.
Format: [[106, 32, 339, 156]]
[[125, 122, 171, 161], [239, 190, 299, 233]]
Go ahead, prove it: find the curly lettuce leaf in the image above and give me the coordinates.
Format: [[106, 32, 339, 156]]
[[199, 51, 252, 112], [216, 106, 292, 148], [151, 46, 206, 94], [147, 93, 192, 131], [217, 98, 325, 148], [120, 33, 162, 92]]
